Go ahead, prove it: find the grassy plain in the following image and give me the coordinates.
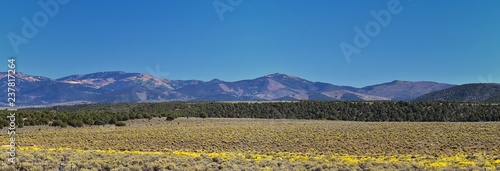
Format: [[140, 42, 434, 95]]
[[1, 118, 500, 170]]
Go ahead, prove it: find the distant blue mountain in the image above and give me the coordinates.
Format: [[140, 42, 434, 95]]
[[0, 71, 455, 106]]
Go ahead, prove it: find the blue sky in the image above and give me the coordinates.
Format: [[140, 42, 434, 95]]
[[1, 0, 499, 87]]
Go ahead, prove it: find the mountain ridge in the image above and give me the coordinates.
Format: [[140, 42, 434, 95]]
[[413, 83, 500, 102], [0, 71, 457, 106]]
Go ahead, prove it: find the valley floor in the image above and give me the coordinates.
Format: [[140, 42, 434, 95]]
[[1, 118, 500, 170]]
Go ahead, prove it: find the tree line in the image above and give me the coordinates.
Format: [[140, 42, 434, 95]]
[[1, 101, 500, 128]]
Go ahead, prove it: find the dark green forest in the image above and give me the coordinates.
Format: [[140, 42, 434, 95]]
[[2, 101, 500, 128]]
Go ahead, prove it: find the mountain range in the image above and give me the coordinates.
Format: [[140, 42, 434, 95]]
[[413, 83, 500, 102], [0, 71, 471, 106]]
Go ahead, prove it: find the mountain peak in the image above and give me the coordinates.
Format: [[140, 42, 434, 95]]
[[56, 71, 152, 88], [57, 71, 129, 80], [92, 71, 127, 75], [0, 72, 51, 82], [265, 73, 301, 80], [267, 73, 287, 77], [391, 80, 408, 84], [209, 79, 224, 83]]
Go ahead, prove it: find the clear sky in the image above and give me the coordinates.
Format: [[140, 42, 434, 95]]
[[1, 0, 499, 87]]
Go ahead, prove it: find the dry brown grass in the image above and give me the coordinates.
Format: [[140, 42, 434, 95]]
[[1, 118, 499, 170]]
